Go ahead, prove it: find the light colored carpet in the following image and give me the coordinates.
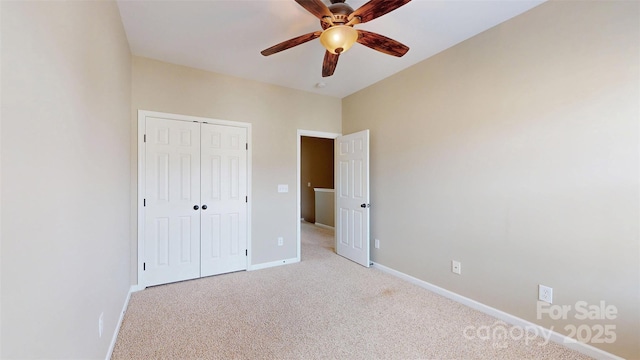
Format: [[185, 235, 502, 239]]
[[112, 222, 590, 359]]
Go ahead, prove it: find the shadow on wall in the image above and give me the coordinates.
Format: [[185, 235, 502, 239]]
[[301, 136, 334, 224]]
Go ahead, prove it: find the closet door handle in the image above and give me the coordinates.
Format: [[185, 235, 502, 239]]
[[202, 205, 207, 210], [193, 205, 199, 210]]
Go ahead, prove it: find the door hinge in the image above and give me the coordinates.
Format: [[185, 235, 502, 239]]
[[143, 198, 146, 207], [245, 196, 248, 203], [143, 262, 146, 271], [143, 134, 146, 142], [245, 249, 248, 256], [246, 143, 248, 150]]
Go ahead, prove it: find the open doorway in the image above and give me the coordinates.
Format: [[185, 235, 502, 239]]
[[296, 130, 341, 261], [301, 136, 334, 225]]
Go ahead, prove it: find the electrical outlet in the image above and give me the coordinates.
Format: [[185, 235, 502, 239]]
[[538, 284, 553, 303], [452, 260, 461, 275], [277, 184, 288, 193], [374, 239, 380, 249], [277, 237, 283, 246], [98, 312, 104, 338]]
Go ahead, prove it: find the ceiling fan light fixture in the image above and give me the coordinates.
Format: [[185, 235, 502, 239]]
[[320, 25, 358, 54]]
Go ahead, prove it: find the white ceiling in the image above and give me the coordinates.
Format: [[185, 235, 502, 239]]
[[117, 0, 545, 98]]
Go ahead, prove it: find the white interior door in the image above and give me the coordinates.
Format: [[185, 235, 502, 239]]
[[200, 124, 248, 277], [144, 117, 201, 286], [335, 129, 370, 267]]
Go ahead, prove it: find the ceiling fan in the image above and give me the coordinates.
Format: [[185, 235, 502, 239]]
[[261, 0, 411, 77]]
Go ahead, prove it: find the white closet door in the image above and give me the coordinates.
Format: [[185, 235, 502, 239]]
[[200, 123, 248, 277], [144, 117, 201, 286]]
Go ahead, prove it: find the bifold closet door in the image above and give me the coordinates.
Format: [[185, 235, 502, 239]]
[[200, 124, 248, 277], [144, 117, 201, 287]]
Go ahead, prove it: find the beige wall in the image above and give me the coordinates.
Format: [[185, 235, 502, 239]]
[[343, 1, 639, 358], [1, 1, 132, 358], [131, 57, 341, 278], [301, 136, 334, 223]]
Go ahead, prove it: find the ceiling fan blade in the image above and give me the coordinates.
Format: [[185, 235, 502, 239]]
[[295, 0, 332, 20], [322, 51, 339, 77], [348, 0, 411, 24], [357, 30, 409, 57], [261, 31, 322, 56]]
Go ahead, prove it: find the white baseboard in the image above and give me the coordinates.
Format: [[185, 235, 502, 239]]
[[248, 257, 299, 271], [371, 262, 623, 360], [129, 284, 145, 293], [314, 222, 334, 230], [106, 285, 144, 360]]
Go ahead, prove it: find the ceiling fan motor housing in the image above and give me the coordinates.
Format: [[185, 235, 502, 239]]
[[321, 1, 355, 29]]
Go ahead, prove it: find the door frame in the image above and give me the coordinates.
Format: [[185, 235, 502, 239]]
[[296, 130, 341, 261], [138, 110, 252, 288]]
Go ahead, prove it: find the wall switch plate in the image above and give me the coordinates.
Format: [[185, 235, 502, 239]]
[[538, 284, 553, 303], [307, 182, 311, 187], [278, 184, 288, 193], [375, 239, 380, 249], [98, 312, 104, 338], [277, 237, 283, 246], [452, 260, 461, 275]]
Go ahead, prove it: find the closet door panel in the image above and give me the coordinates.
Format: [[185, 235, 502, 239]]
[[144, 117, 201, 286], [200, 124, 248, 277]]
